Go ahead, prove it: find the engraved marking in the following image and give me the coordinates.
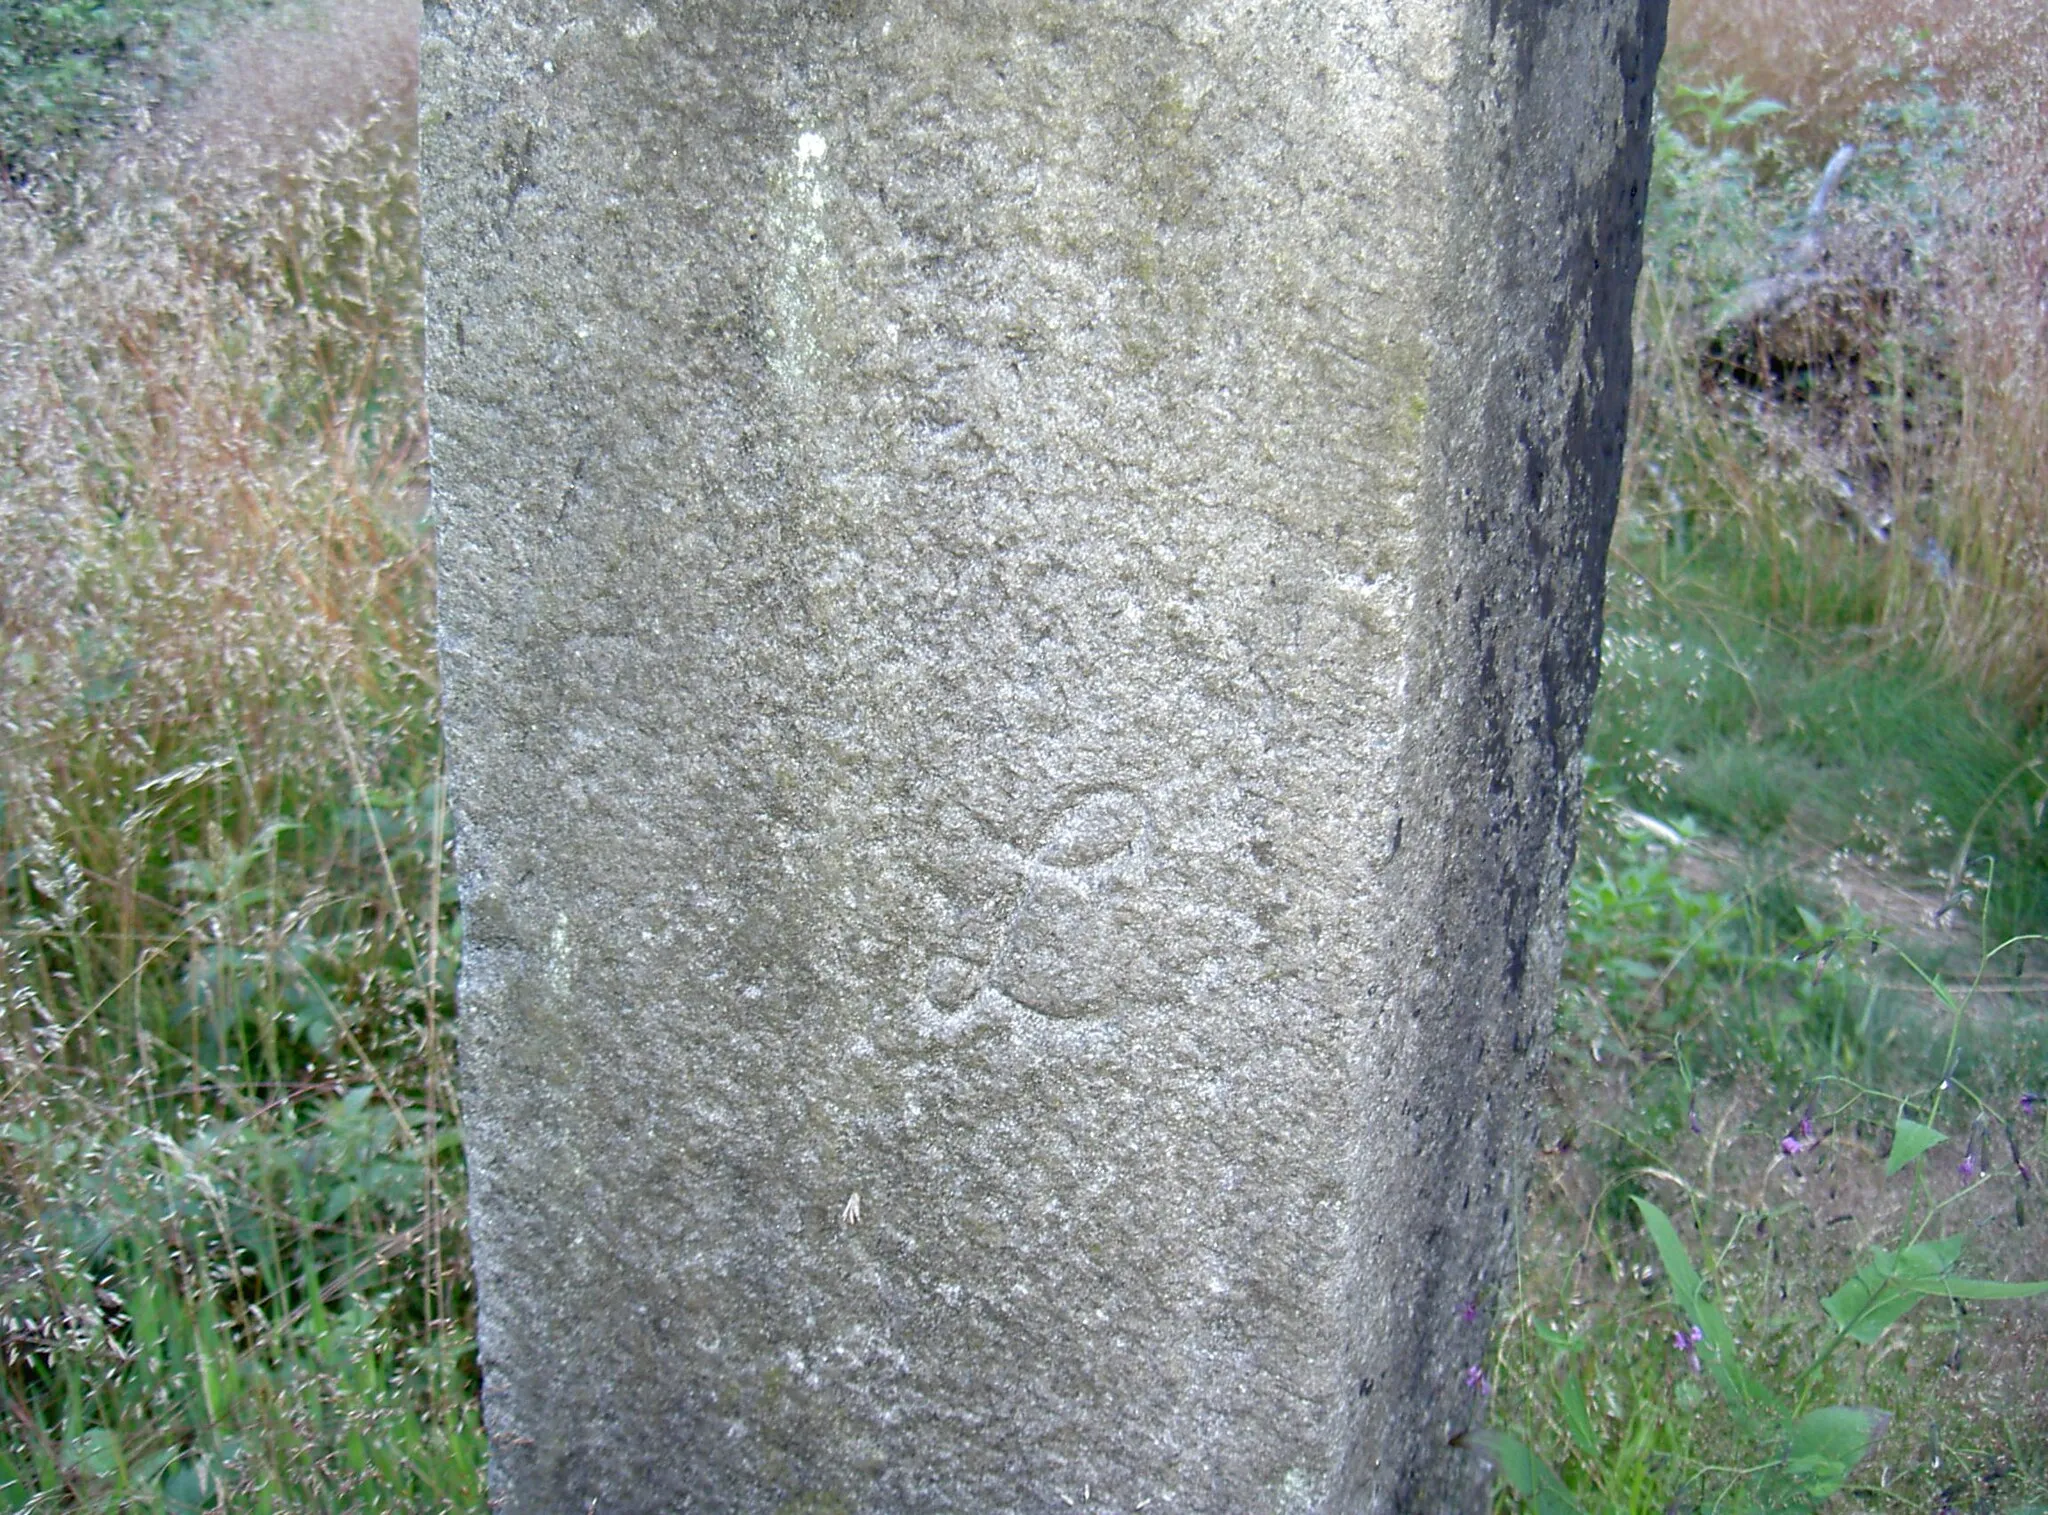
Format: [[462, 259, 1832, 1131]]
[[990, 789, 1152, 1020], [1035, 789, 1147, 868], [924, 953, 984, 1009]]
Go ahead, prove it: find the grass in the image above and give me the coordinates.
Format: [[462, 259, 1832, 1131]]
[[0, 0, 2043, 1510], [1482, 7, 2048, 1509], [0, 0, 302, 194], [0, 0, 480, 1506]]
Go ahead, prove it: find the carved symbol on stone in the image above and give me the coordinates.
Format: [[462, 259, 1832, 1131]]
[[924, 788, 1153, 1021]]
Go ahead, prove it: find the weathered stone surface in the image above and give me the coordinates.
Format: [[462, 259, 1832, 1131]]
[[424, 2, 1664, 1510]]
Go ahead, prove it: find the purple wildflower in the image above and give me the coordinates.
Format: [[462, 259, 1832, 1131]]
[[1958, 1151, 1979, 1179], [1463, 1365, 1492, 1396], [1458, 1298, 1480, 1325], [1671, 1324, 1703, 1373], [2024, 1093, 2041, 1117], [1800, 1115, 1815, 1144], [1781, 1134, 1806, 1156]]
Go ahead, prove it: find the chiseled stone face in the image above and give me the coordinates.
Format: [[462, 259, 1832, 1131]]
[[424, 2, 1664, 1510]]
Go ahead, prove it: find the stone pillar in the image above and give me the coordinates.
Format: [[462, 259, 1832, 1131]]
[[423, 2, 1664, 1510]]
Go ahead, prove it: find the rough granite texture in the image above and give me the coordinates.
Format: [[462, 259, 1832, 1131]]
[[424, 2, 1665, 1510]]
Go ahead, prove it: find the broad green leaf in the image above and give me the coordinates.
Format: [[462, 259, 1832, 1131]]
[[1903, 1275, 2048, 1301], [1558, 1379, 1601, 1460], [1824, 1249, 1917, 1345], [1823, 1237, 1993, 1344], [1633, 1196, 1701, 1300], [1783, 1406, 1889, 1498], [1895, 1235, 1967, 1277], [1727, 98, 1789, 126], [1633, 1198, 1778, 1421], [1886, 1116, 1947, 1175], [1461, 1429, 1586, 1515], [62, 1429, 121, 1479]]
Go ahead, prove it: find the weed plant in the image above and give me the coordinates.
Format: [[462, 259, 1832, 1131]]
[[1484, 14, 2048, 1510], [0, 0, 480, 1506], [0, 0, 292, 195], [1595, 50, 2048, 933], [1486, 807, 2048, 1513]]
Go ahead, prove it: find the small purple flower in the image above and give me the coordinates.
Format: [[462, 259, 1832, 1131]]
[[1800, 1116, 1816, 1144], [1458, 1298, 1480, 1325], [1463, 1364, 1492, 1395], [1781, 1134, 1806, 1156], [1958, 1151, 1979, 1179], [1671, 1324, 1703, 1373], [2023, 1093, 2041, 1117]]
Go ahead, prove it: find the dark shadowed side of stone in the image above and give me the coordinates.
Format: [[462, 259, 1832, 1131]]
[[423, 2, 1665, 1511]]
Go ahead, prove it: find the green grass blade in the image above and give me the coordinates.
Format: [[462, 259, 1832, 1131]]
[[1633, 1197, 1780, 1422], [1559, 1376, 1602, 1461], [1461, 1428, 1588, 1515]]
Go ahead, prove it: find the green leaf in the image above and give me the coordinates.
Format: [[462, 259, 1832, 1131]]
[[1902, 1275, 2048, 1301], [1460, 1429, 1586, 1515], [1819, 1236, 2031, 1344], [1896, 1235, 1967, 1277], [320, 1182, 362, 1223], [1727, 98, 1789, 126], [1886, 1115, 1947, 1175], [1823, 1248, 1917, 1345], [1531, 1319, 1591, 1354], [162, 1458, 218, 1515], [1558, 1380, 1601, 1461], [1634, 1197, 1700, 1300], [1784, 1406, 1889, 1498], [62, 1429, 121, 1479], [1632, 1197, 1778, 1422]]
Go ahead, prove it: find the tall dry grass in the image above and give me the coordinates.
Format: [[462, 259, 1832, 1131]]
[[0, 0, 477, 1504], [1667, 0, 2048, 146], [1, 0, 425, 849], [1936, 127, 2048, 707], [1648, 0, 2048, 713]]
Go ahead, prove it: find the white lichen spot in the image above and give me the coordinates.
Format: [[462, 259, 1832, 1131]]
[[1277, 1467, 1316, 1513], [546, 912, 573, 1001], [793, 132, 829, 209], [768, 129, 838, 394]]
